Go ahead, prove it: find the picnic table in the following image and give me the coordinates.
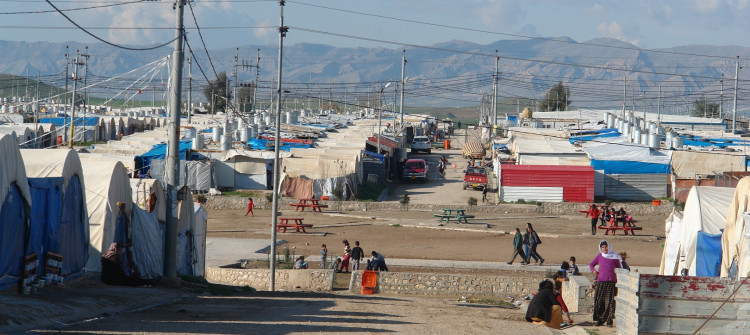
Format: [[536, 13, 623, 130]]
[[272, 217, 313, 233], [597, 224, 642, 236], [433, 208, 475, 223], [289, 198, 329, 212]]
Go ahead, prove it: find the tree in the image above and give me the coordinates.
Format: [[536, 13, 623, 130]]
[[202, 72, 231, 113], [538, 82, 571, 112], [691, 99, 720, 118]]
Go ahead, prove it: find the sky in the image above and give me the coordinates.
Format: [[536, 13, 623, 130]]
[[3, 0, 750, 53]]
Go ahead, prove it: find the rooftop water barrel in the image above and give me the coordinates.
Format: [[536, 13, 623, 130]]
[[265, 113, 272, 125], [212, 126, 223, 142], [602, 112, 609, 123], [192, 135, 204, 150], [240, 127, 249, 142], [286, 111, 292, 124], [238, 117, 245, 128], [633, 128, 642, 143], [254, 114, 261, 124], [250, 124, 258, 138], [665, 132, 674, 148], [672, 136, 684, 149], [648, 132, 660, 149], [607, 116, 615, 128], [623, 122, 631, 137], [641, 132, 648, 145], [184, 127, 196, 139], [220, 134, 232, 151]]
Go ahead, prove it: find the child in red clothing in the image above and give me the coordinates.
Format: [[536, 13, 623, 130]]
[[245, 198, 254, 217]]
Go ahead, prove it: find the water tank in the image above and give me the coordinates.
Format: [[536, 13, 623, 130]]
[[665, 132, 674, 148], [286, 111, 292, 124], [254, 114, 262, 124], [257, 119, 266, 130], [633, 127, 641, 144], [616, 119, 623, 133], [623, 122, 631, 137], [641, 132, 648, 145], [265, 113, 273, 125], [250, 124, 258, 139], [0, 105, 5, 113], [220, 134, 232, 151], [238, 117, 245, 128], [648, 132, 660, 149], [240, 127, 249, 142], [648, 122, 657, 133], [212, 126, 223, 142], [672, 136, 684, 149], [184, 127, 196, 139], [192, 135, 204, 150]]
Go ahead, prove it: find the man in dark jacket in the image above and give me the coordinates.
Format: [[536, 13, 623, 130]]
[[525, 280, 561, 329], [351, 241, 364, 271], [507, 227, 527, 265]]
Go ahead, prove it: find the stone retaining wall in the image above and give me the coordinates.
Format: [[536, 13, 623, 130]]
[[205, 267, 334, 292], [348, 270, 539, 297], [197, 194, 673, 216]]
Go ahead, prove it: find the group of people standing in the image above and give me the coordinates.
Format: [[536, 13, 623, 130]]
[[507, 223, 545, 265], [319, 240, 388, 273], [524, 239, 629, 329]]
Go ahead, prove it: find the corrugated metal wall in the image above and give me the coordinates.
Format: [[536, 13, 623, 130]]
[[500, 186, 563, 202], [594, 170, 605, 197], [603, 174, 668, 201]]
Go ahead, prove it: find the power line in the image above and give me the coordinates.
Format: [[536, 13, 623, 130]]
[[0, 0, 144, 15], [43, 0, 178, 51]]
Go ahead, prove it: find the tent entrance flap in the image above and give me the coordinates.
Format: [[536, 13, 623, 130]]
[[0, 184, 29, 291], [696, 231, 723, 277]]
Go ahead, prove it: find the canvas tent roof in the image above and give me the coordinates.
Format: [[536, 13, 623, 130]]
[[721, 177, 750, 278], [0, 135, 31, 208], [660, 186, 734, 276], [0, 134, 31, 291], [20, 149, 87, 194], [671, 150, 746, 179], [79, 157, 133, 272]]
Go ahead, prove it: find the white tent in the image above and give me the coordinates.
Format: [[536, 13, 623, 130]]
[[659, 186, 734, 276], [130, 178, 167, 223], [78, 157, 133, 272], [0, 135, 32, 291], [193, 202, 208, 277], [175, 186, 203, 277], [721, 177, 750, 278]]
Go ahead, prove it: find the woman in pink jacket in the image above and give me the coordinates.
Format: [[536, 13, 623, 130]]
[[589, 240, 622, 327]]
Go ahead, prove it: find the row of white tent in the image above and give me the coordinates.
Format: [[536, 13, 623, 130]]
[[0, 134, 205, 292], [660, 182, 750, 278]]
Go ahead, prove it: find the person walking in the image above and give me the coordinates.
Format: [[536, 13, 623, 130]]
[[244, 197, 254, 217], [589, 240, 622, 327], [585, 204, 600, 235], [338, 240, 352, 273], [525, 223, 545, 265], [507, 228, 527, 265], [523, 227, 539, 264], [320, 244, 328, 269], [482, 186, 488, 202], [351, 241, 364, 271]]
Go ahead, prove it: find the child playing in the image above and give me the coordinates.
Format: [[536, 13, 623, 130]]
[[294, 256, 308, 269], [331, 258, 342, 271], [245, 197, 254, 217], [569, 256, 580, 276], [555, 280, 575, 326], [320, 244, 328, 269]]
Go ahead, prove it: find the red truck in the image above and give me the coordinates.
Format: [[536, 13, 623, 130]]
[[463, 165, 488, 190]]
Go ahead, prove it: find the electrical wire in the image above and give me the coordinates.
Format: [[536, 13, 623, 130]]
[[0, 0, 144, 15], [43, 0, 178, 51]]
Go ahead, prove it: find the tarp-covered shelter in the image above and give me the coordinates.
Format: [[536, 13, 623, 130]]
[[671, 150, 746, 179], [175, 186, 203, 277], [721, 177, 750, 279], [78, 157, 133, 272], [20, 149, 89, 281], [192, 202, 208, 277], [130, 178, 167, 223], [211, 149, 291, 190], [282, 147, 360, 199], [583, 142, 672, 174], [510, 137, 590, 166], [659, 186, 734, 276], [0, 135, 32, 291], [0, 125, 34, 148]]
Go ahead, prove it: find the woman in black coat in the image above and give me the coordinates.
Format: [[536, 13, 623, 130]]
[[525, 280, 562, 329]]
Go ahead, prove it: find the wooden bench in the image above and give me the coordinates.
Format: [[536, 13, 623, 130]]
[[272, 217, 313, 233], [598, 225, 643, 236]]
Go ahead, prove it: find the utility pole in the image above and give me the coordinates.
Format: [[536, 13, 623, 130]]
[[253, 49, 260, 113], [270, 0, 287, 292], [187, 56, 192, 124], [399, 50, 406, 128], [622, 76, 627, 118], [704, 95, 707, 118], [164, 0, 186, 285], [35, 70, 39, 139], [233, 48, 239, 118], [642, 91, 646, 122], [211, 88, 215, 116], [657, 85, 662, 125], [69, 50, 82, 148], [64, 46, 69, 140], [720, 78, 724, 119], [81, 46, 90, 142], [492, 51, 499, 130], [733, 56, 740, 134]]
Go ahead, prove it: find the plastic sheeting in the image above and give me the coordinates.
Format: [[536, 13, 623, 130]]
[[193, 203, 207, 277], [721, 177, 750, 278], [583, 142, 672, 174], [26, 177, 63, 275], [671, 150, 746, 179], [659, 186, 734, 276], [149, 159, 215, 192], [130, 206, 163, 279], [59, 175, 87, 279], [130, 178, 167, 223], [660, 211, 683, 276], [696, 232, 723, 277], [0, 184, 28, 291], [283, 177, 314, 199]]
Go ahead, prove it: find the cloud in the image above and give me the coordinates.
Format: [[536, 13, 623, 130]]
[[254, 19, 274, 39], [597, 21, 640, 45]]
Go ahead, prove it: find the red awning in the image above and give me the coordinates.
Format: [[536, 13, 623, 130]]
[[367, 135, 398, 149]]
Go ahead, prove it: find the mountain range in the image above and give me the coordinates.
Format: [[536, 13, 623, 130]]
[[0, 37, 748, 108]]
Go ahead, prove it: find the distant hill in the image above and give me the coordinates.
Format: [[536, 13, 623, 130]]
[[0, 38, 747, 109]]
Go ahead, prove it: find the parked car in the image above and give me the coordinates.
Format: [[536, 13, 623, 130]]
[[463, 165, 487, 190], [411, 136, 432, 154], [402, 158, 429, 182]]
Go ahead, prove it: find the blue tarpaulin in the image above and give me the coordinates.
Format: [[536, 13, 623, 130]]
[[590, 160, 671, 174], [0, 184, 28, 291], [247, 138, 312, 151], [59, 175, 87, 279], [136, 140, 192, 173], [27, 177, 64, 275], [696, 231, 723, 277], [363, 150, 386, 164], [39, 117, 100, 127], [507, 116, 518, 126], [569, 128, 621, 143]]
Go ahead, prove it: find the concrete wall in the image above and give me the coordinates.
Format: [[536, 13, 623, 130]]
[[348, 270, 540, 297], [205, 267, 335, 292], [198, 194, 674, 216], [616, 269, 750, 334], [562, 275, 594, 313]]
